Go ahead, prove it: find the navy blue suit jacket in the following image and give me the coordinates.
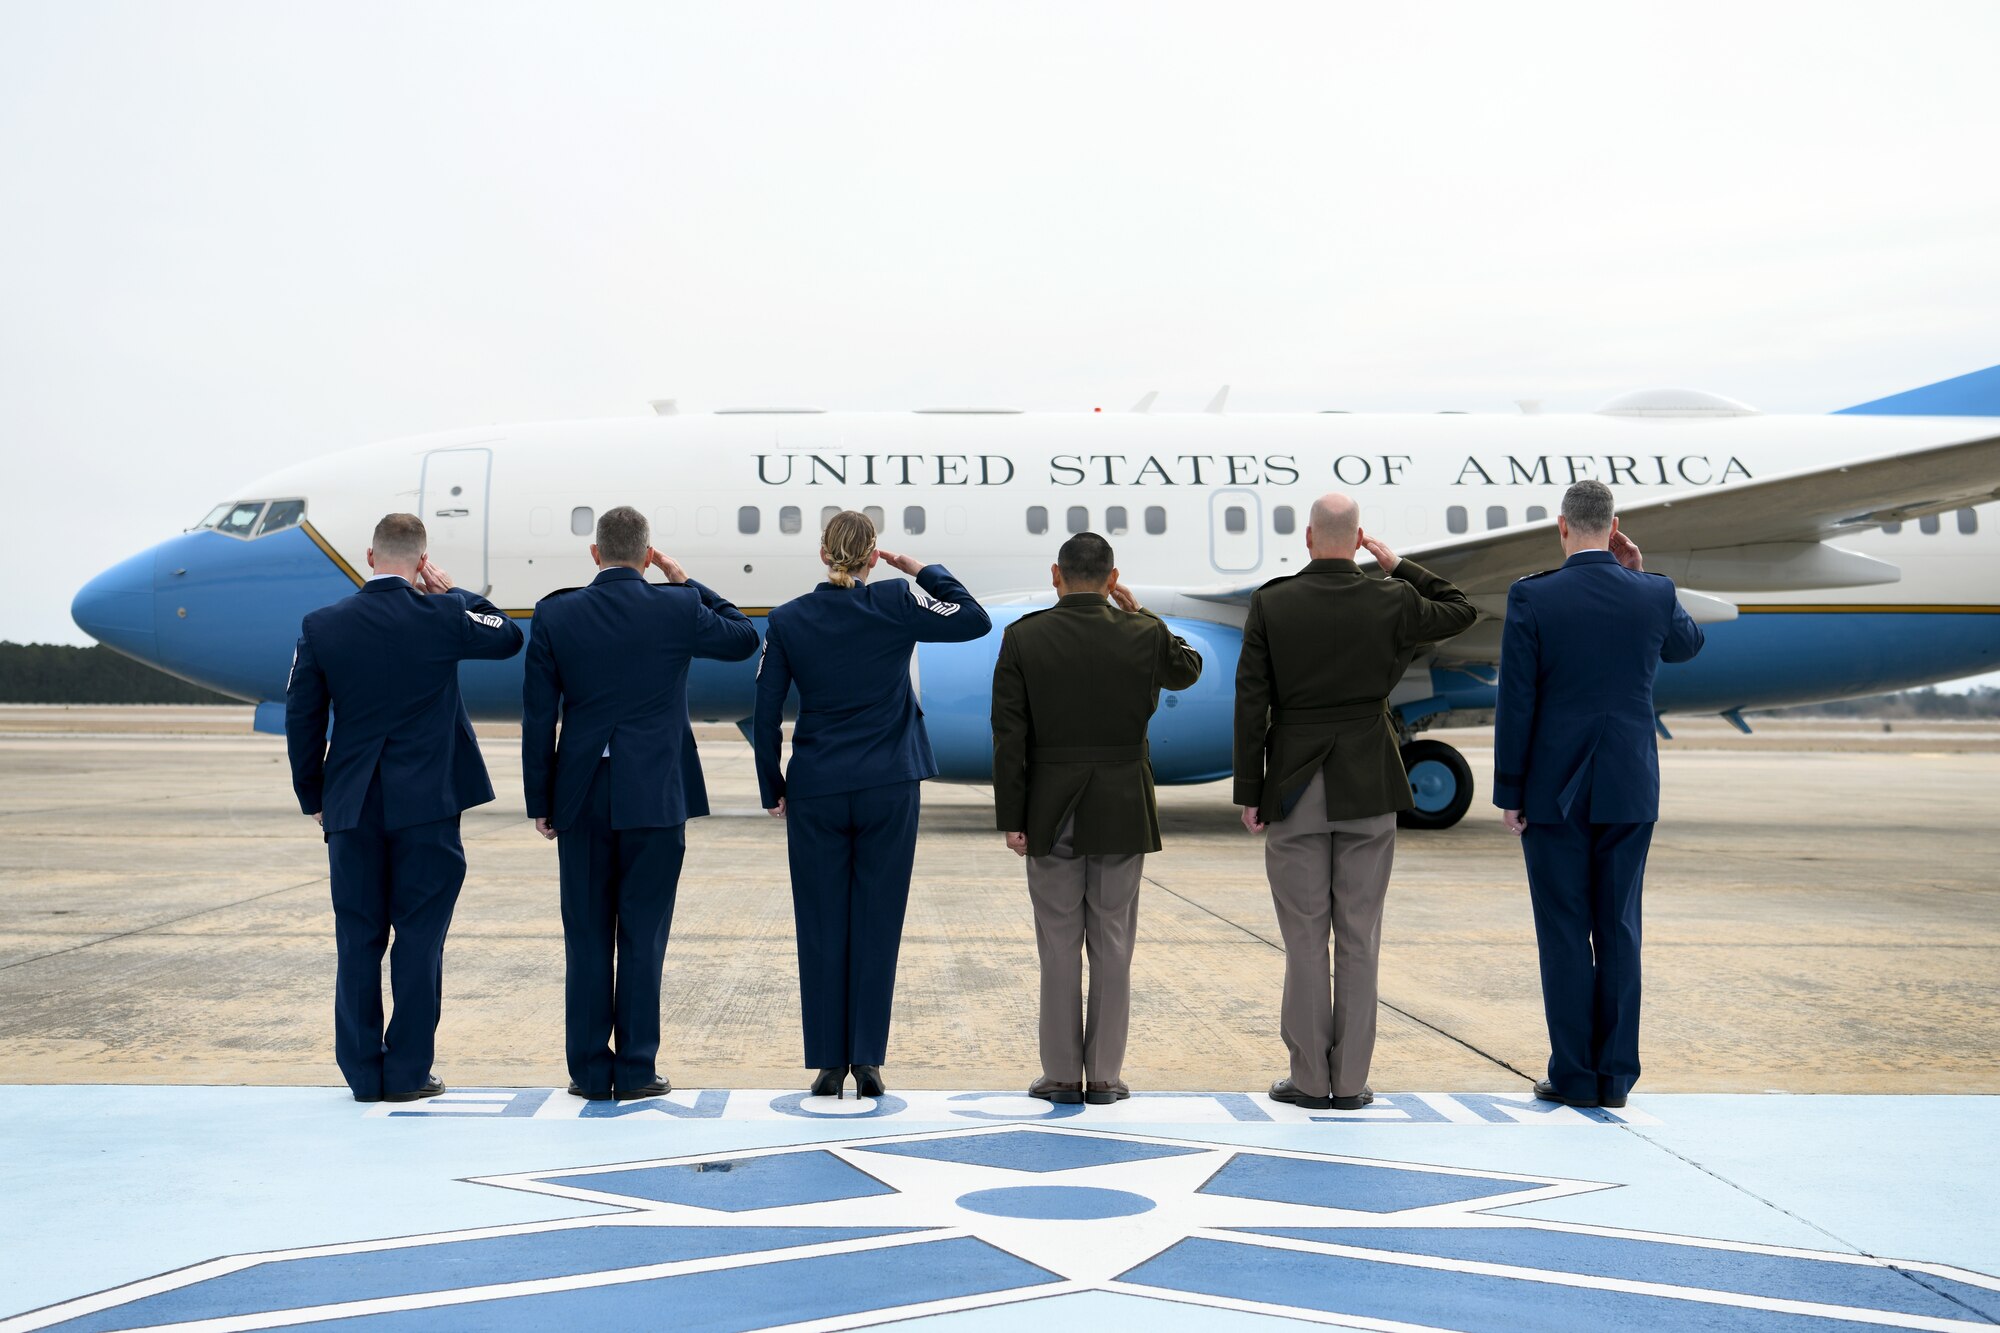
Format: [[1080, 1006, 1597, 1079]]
[[522, 566, 758, 831], [752, 565, 992, 807], [286, 578, 525, 833], [1492, 550, 1705, 824]]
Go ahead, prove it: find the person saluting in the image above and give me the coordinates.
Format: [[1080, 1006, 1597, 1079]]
[[752, 510, 992, 1100]]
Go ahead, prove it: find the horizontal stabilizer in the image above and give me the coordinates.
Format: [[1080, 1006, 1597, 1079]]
[[1837, 364, 2000, 416]]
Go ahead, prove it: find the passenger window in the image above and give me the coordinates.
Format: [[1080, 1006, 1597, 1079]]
[[1105, 505, 1129, 535], [779, 505, 802, 535], [257, 500, 305, 535], [216, 502, 264, 538], [696, 507, 719, 536], [1224, 505, 1247, 534], [1145, 505, 1167, 535], [1026, 505, 1049, 535], [1273, 505, 1295, 535], [1959, 508, 1979, 534], [570, 506, 594, 536], [1446, 505, 1468, 535], [1882, 521, 1902, 534], [904, 505, 926, 535], [821, 506, 842, 528], [1526, 505, 1548, 522], [864, 506, 885, 531], [1486, 505, 1507, 530], [1066, 505, 1089, 534], [738, 506, 760, 535], [1920, 514, 1941, 535]]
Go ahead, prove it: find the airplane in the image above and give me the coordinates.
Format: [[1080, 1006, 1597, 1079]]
[[71, 365, 2000, 830]]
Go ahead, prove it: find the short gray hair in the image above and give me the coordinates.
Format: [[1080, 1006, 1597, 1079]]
[[371, 513, 426, 562], [1560, 481, 1615, 534], [595, 505, 650, 565]]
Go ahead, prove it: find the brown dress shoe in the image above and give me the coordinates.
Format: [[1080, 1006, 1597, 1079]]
[[1085, 1079, 1130, 1105], [1028, 1076, 1083, 1104]]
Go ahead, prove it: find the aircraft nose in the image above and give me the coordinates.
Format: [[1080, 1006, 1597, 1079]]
[[72, 548, 159, 660]]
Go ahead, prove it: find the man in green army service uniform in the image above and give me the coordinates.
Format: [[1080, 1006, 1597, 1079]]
[[992, 532, 1205, 1106], [1235, 492, 1477, 1110]]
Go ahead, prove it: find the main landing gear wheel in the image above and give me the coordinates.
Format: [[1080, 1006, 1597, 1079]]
[[1398, 739, 1473, 830]]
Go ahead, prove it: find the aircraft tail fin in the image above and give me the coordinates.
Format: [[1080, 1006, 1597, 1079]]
[[1836, 364, 2000, 415]]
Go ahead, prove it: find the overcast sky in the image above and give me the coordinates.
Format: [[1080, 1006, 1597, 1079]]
[[4, 1, 1999, 668]]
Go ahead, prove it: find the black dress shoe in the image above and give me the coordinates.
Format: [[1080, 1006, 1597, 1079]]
[[852, 1065, 886, 1099], [1329, 1087, 1375, 1110], [382, 1076, 446, 1103], [810, 1066, 848, 1099], [1268, 1077, 1332, 1110], [567, 1082, 614, 1102], [615, 1079, 671, 1101], [1534, 1079, 1598, 1108], [1598, 1091, 1629, 1109], [351, 1091, 382, 1103], [1085, 1079, 1130, 1105], [1029, 1076, 1084, 1104]]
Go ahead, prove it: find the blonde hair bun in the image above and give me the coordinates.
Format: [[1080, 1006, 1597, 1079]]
[[822, 510, 878, 588]]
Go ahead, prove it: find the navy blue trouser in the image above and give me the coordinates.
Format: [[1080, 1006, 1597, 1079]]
[[325, 772, 465, 1099], [557, 760, 686, 1095], [785, 780, 921, 1069], [1522, 808, 1654, 1103]]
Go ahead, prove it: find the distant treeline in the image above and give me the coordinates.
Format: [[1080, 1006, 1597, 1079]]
[[0, 642, 236, 704], [1755, 686, 2000, 719]]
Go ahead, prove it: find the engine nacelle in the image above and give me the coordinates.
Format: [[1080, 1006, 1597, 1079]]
[[915, 606, 1243, 784]]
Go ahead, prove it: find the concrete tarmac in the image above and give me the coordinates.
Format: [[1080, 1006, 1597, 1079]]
[[0, 707, 1995, 1093]]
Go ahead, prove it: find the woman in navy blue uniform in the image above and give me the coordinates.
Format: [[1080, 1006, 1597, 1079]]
[[753, 510, 992, 1098]]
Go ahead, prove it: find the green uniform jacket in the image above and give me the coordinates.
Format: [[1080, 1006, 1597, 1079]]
[[992, 594, 1205, 857], [1233, 558, 1477, 823]]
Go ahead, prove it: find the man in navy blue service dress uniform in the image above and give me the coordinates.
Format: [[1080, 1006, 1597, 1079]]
[[1494, 480, 1704, 1110], [522, 505, 758, 1102], [286, 512, 524, 1103]]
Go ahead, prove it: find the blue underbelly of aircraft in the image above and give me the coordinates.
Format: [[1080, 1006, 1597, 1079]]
[[74, 529, 2000, 784]]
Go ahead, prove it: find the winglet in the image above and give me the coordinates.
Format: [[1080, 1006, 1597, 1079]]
[[1204, 385, 1230, 414], [1131, 390, 1158, 414]]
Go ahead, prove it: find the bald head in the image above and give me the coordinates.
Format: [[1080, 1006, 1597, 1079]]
[[1307, 492, 1361, 558]]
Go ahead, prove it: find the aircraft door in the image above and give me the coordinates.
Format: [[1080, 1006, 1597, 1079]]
[[1208, 488, 1262, 574], [419, 447, 492, 594]]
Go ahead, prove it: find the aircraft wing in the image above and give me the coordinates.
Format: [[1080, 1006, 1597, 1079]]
[[1185, 425, 2000, 605]]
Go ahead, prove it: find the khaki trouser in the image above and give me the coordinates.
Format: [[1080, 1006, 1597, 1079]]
[[1264, 771, 1397, 1099], [1025, 816, 1144, 1084]]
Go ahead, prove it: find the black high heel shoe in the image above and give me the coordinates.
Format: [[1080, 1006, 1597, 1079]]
[[810, 1066, 848, 1099], [852, 1065, 886, 1099]]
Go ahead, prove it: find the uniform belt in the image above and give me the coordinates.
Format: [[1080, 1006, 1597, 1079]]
[[1030, 743, 1148, 764], [1271, 702, 1388, 726]]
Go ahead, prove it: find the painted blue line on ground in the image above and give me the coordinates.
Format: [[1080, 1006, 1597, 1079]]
[[38, 1227, 921, 1333], [1123, 1237, 1942, 1332], [1235, 1227, 2000, 1321], [270, 1237, 1058, 1333]]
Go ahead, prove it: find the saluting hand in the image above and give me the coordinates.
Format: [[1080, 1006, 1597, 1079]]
[[1609, 529, 1644, 572], [875, 549, 925, 576], [416, 557, 455, 594], [1357, 530, 1399, 574], [1107, 580, 1141, 613], [646, 547, 689, 584], [1004, 831, 1027, 857]]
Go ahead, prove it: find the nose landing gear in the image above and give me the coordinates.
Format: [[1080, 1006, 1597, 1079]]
[[1398, 739, 1474, 830]]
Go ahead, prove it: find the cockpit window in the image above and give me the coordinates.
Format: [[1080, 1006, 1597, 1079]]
[[197, 499, 306, 539], [214, 502, 265, 537], [258, 499, 306, 535]]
